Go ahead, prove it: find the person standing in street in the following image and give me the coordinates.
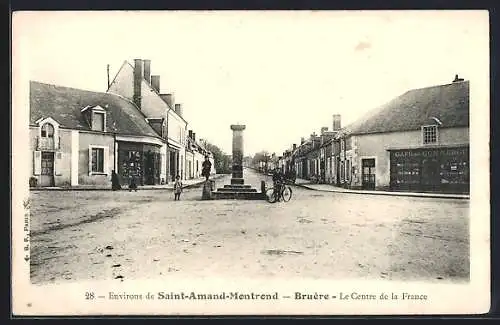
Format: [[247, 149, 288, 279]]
[[111, 170, 121, 191], [173, 175, 183, 200], [201, 155, 212, 181]]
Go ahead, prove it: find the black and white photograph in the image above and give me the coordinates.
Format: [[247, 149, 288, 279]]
[[11, 10, 490, 315]]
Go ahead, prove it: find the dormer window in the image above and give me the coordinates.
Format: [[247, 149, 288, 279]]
[[422, 125, 438, 144], [92, 112, 105, 131], [81, 105, 107, 132]]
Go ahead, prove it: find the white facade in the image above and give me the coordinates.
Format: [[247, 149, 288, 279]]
[[108, 60, 189, 181]]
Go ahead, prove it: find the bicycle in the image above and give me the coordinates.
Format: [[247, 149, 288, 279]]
[[265, 180, 293, 203]]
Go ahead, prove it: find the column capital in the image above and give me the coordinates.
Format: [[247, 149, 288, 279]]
[[230, 125, 246, 131]]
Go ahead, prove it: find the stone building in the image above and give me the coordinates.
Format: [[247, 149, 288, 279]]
[[338, 76, 469, 193], [29, 81, 163, 187], [287, 76, 469, 194], [29, 59, 217, 188], [107, 59, 189, 182]]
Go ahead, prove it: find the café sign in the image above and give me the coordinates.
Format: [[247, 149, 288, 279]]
[[392, 147, 468, 159]]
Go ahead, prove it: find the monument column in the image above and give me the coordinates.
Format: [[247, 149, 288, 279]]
[[230, 124, 246, 185]]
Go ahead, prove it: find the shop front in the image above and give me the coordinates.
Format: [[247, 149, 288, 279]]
[[117, 141, 162, 186], [389, 145, 469, 194]]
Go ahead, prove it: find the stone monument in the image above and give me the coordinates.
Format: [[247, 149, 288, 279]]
[[230, 124, 245, 185], [212, 124, 265, 200]]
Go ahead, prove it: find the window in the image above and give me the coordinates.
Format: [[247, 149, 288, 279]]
[[92, 112, 105, 131], [91, 148, 104, 173], [41, 123, 54, 138], [423, 125, 438, 144]]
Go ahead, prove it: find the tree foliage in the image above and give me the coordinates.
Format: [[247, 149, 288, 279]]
[[251, 150, 270, 167]]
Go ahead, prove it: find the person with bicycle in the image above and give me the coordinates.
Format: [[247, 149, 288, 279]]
[[272, 168, 285, 201]]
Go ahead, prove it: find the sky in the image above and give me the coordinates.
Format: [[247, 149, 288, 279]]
[[13, 10, 488, 156]]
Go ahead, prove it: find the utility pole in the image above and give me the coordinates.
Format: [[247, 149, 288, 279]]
[[107, 64, 110, 89]]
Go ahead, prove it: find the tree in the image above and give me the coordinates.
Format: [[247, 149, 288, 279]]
[[251, 151, 271, 171]]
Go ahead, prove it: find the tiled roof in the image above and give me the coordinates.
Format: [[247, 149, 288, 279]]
[[344, 80, 469, 135], [30, 81, 161, 139]]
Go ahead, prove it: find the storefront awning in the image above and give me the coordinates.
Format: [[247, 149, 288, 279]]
[[116, 135, 164, 147], [167, 139, 182, 150]]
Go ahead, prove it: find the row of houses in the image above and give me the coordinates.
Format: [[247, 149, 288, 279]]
[[29, 59, 215, 188], [276, 75, 470, 194]]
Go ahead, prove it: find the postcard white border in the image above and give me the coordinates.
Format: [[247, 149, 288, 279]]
[[11, 10, 491, 316]]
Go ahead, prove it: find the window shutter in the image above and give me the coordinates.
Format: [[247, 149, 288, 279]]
[[54, 152, 63, 176], [88, 147, 92, 175], [33, 151, 41, 175], [103, 146, 109, 175]]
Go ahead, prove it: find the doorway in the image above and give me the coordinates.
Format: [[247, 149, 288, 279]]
[[40, 152, 55, 187], [169, 151, 178, 182], [362, 158, 376, 190], [421, 158, 440, 192], [144, 151, 155, 185]]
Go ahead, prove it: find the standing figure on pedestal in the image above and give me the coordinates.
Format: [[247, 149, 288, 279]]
[[202, 155, 212, 181]]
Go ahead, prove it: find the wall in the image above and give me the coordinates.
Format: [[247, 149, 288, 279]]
[[168, 110, 186, 146], [29, 127, 38, 176], [107, 63, 134, 100], [108, 62, 170, 118], [193, 151, 205, 177], [160, 143, 167, 184], [54, 129, 72, 186], [78, 132, 115, 185], [353, 126, 469, 189], [185, 151, 194, 179]]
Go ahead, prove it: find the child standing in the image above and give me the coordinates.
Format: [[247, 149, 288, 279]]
[[173, 175, 183, 201]]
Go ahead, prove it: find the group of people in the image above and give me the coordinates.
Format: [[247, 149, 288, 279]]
[[111, 155, 213, 201]]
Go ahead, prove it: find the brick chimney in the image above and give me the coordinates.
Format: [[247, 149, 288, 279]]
[[192, 132, 196, 142], [188, 130, 193, 139], [133, 59, 143, 109], [333, 114, 341, 131], [175, 103, 183, 117], [293, 143, 297, 151], [143, 59, 151, 84], [151, 75, 160, 93], [301, 137, 305, 144], [160, 93, 174, 108]]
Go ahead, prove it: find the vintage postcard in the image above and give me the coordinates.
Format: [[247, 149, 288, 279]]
[[11, 10, 490, 316]]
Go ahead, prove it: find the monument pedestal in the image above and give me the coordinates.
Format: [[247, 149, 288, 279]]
[[211, 124, 266, 200], [230, 178, 244, 185]]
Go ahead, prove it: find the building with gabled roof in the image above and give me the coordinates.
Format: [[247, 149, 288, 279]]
[[29, 80, 165, 187], [107, 59, 190, 182], [338, 75, 469, 193]]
